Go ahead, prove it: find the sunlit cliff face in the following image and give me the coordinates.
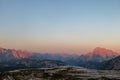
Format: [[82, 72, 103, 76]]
[[0, 47, 32, 58], [87, 47, 119, 57]]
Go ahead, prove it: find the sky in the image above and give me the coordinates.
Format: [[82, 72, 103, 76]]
[[0, 0, 120, 54]]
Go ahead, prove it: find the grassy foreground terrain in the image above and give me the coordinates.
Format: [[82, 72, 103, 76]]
[[0, 66, 120, 80]]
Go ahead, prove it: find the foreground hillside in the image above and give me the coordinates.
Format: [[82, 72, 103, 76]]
[[0, 66, 120, 80]]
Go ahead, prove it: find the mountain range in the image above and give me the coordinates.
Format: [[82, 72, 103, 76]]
[[76, 47, 119, 69], [0, 47, 120, 71]]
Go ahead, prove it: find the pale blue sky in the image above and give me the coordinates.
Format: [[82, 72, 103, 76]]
[[0, 0, 120, 53]]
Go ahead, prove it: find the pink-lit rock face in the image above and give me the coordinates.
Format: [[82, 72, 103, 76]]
[[0, 47, 32, 58], [0, 48, 7, 53], [11, 49, 32, 58], [87, 47, 119, 57]]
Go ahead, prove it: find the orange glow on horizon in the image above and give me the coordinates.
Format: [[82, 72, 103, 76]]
[[1, 42, 120, 54]]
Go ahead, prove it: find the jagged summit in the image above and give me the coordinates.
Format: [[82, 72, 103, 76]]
[[0, 47, 32, 59], [87, 47, 119, 57]]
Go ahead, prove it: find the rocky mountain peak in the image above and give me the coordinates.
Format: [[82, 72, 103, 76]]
[[87, 47, 119, 57]]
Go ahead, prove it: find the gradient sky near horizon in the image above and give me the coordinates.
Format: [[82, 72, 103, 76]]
[[0, 0, 120, 54]]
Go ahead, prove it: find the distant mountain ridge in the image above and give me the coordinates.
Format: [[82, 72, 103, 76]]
[[0, 47, 119, 61], [76, 47, 119, 69], [87, 47, 119, 57], [101, 56, 120, 70], [0, 47, 120, 71], [0, 47, 67, 72], [80, 47, 119, 62], [0, 47, 32, 59]]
